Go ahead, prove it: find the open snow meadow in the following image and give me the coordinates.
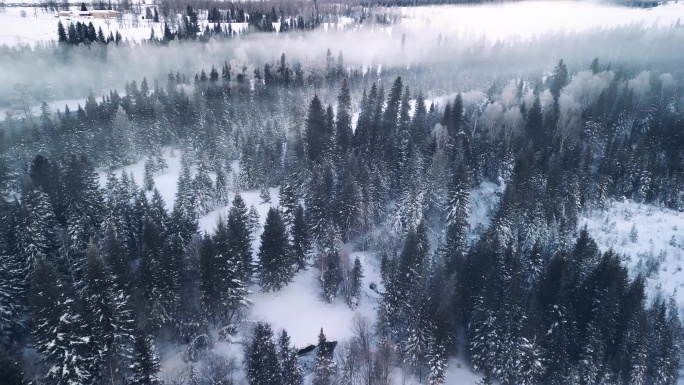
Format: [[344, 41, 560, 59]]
[[4, 0, 684, 385]]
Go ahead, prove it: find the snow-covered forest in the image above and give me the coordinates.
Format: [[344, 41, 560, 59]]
[[2, 1, 684, 384]]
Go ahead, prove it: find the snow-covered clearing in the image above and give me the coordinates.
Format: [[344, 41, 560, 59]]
[[102, 149, 495, 383], [400, 0, 684, 43], [250, 251, 380, 348], [582, 200, 684, 311]]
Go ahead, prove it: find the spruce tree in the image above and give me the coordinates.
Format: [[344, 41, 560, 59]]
[[143, 157, 155, 191], [258, 208, 292, 292], [322, 249, 342, 303], [313, 328, 336, 385], [214, 164, 229, 207], [129, 333, 162, 385], [279, 330, 304, 385], [336, 78, 353, 159], [305, 95, 328, 165], [279, 180, 298, 229], [246, 323, 281, 385], [228, 193, 253, 283], [29, 258, 94, 385], [291, 205, 311, 271], [82, 243, 134, 383]]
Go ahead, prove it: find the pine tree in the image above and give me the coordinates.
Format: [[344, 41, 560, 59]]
[[445, 161, 470, 253], [322, 249, 342, 303], [82, 243, 134, 383], [248, 205, 261, 239], [279, 330, 304, 385], [214, 164, 229, 207], [19, 185, 60, 282], [228, 193, 253, 283], [427, 343, 447, 385], [336, 79, 353, 159], [345, 256, 364, 309], [313, 328, 336, 385], [291, 205, 311, 271], [143, 157, 155, 191], [129, 333, 162, 385], [246, 323, 281, 385], [305, 95, 329, 165], [279, 180, 298, 229], [29, 258, 94, 385], [258, 208, 292, 292], [194, 159, 215, 216], [336, 172, 363, 242], [57, 20, 67, 44], [0, 252, 22, 347]]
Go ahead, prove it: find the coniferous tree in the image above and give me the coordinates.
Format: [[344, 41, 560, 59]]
[[344, 256, 364, 309], [258, 208, 292, 292], [291, 205, 310, 271], [57, 20, 67, 44], [30, 258, 94, 385], [214, 164, 229, 207], [305, 95, 328, 165], [313, 328, 336, 385], [129, 333, 162, 385], [279, 330, 304, 385], [82, 243, 134, 383], [194, 158, 215, 216], [143, 157, 155, 191], [228, 193, 252, 283], [246, 322, 281, 385], [322, 249, 342, 303], [279, 179, 298, 229], [19, 185, 60, 281], [336, 79, 353, 159]]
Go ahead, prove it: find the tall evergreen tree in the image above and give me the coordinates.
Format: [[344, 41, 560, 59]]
[[129, 333, 162, 385], [313, 328, 336, 385], [258, 208, 292, 292], [246, 322, 281, 385], [291, 205, 311, 271], [29, 258, 93, 385]]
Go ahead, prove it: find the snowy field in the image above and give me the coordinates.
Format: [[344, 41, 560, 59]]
[[582, 200, 684, 311], [400, 0, 684, 42]]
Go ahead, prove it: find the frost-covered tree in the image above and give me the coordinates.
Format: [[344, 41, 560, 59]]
[[322, 249, 342, 303], [129, 333, 162, 385], [194, 158, 215, 216], [313, 328, 336, 385], [82, 243, 134, 383], [246, 322, 281, 385], [258, 208, 292, 292], [29, 258, 94, 385], [228, 194, 253, 283], [143, 157, 155, 191], [214, 164, 229, 207], [279, 330, 303, 385], [291, 205, 311, 271]]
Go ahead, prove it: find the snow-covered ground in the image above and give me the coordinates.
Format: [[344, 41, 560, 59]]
[[399, 0, 684, 43], [102, 149, 494, 384], [0, 5, 250, 47], [581, 200, 684, 311]]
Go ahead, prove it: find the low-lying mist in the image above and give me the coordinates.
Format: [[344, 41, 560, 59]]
[[1, 1, 683, 112]]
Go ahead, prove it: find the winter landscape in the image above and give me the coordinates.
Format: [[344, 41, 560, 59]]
[[2, 0, 684, 384]]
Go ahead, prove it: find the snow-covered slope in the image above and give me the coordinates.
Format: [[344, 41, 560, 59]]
[[581, 200, 684, 309]]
